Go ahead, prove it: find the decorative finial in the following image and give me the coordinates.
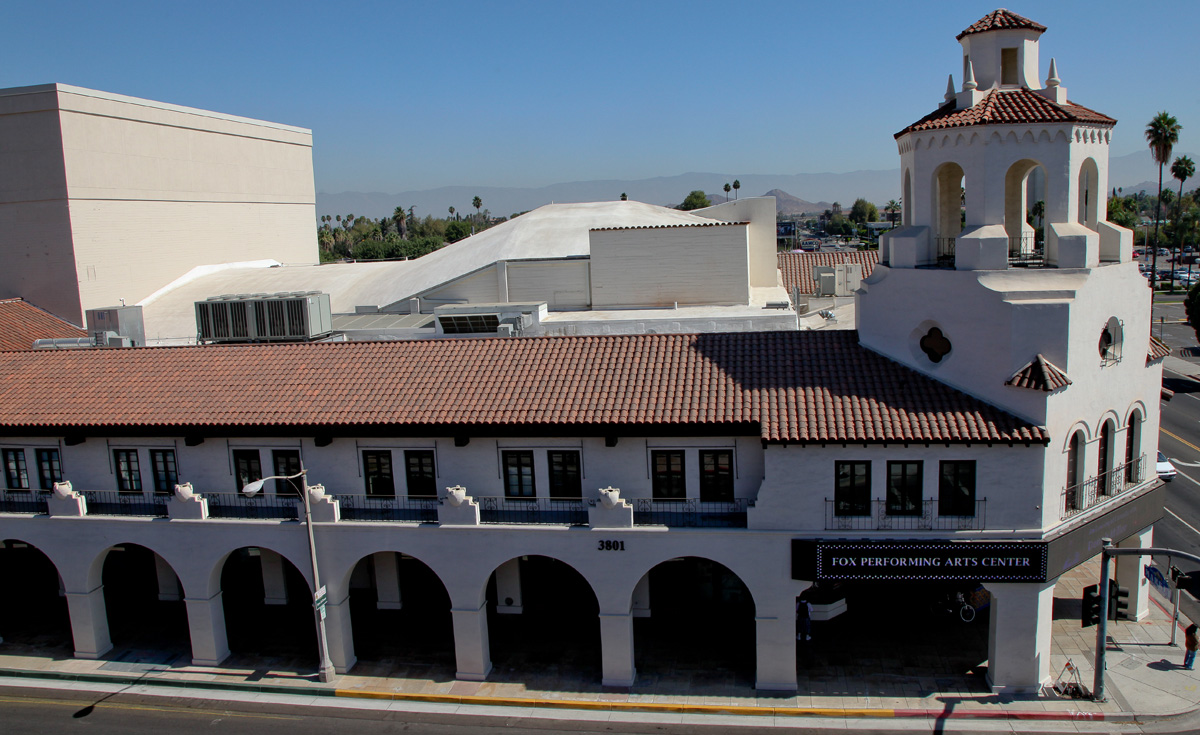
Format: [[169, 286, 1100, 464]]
[[963, 60, 977, 91], [1045, 57, 1060, 87], [945, 74, 956, 102]]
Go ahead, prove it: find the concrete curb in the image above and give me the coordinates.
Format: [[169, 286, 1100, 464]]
[[0, 666, 1168, 722]]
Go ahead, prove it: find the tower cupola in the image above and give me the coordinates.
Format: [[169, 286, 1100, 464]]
[[956, 9, 1046, 107]]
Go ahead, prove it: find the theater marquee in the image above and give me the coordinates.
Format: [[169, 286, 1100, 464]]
[[792, 540, 1048, 582]]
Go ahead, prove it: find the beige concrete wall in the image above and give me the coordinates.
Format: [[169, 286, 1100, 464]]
[[0, 84, 318, 324], [694, 197, 779, 288], [69, 200, 317, 317], [421, 267, 500, 308], [506, 260, 590, 309], [589, 225, 750, 308]]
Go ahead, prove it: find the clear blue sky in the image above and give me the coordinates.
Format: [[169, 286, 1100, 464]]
[[4, 1, 1198, 194]]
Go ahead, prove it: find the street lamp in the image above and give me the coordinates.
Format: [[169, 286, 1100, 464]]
[[242, 468, 336, 683]]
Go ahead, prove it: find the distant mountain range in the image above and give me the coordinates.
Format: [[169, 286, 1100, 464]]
[[316, 150, 1197, 222]]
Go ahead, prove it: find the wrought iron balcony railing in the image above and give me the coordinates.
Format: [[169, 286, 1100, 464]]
[[80, 490, 168, 518], [824, 498, 987, 531], [935, 237, 956, 268], [337, 494, 438, 523], [478, 496, 589, 526], [632, 498, 750, 528], [1061, 455, 1148, 520], [0, 488, 49, 514], [205, 492, 301, 521]]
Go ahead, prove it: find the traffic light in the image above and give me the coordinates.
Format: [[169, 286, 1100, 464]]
[[1108, 581, 1131, 621], [1082, 584, 1103, 628]]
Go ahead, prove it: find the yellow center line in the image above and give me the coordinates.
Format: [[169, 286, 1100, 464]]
[[0, 694, 297, 720], [1161, 427, 1200, 454]]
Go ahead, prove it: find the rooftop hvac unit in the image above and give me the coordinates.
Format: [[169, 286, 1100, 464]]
[[85, 305, 145, 347], [816, 271, 837, 297], [195, 292, 333, 343]]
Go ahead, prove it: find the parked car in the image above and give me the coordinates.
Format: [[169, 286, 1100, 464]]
[[1158, 451, 1177, 482]]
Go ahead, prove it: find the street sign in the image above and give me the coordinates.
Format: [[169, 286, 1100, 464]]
[[313, 585, 327, 611], [1146, 564, 1171, 597]]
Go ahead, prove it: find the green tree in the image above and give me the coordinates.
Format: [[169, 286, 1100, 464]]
[[884, 199, 900, 227], [732, 179, 740, 200], [448, 205, 456, 220], [848, 198, 878, 224], [445, 219, 473, 243], [1146, 111, 1182, 285], [620, 192, 627, 201], [723, 183, 732, 200], [1173, 155, 1195, 224], [472, 196, 482, 220], [678, 190, 711, 211]]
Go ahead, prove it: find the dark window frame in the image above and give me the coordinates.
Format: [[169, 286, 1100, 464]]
[[938, 460, 976, 516], [362, 450, 395, 497], [272, 450, 303, 497], [36, 448, 62, 491], [502, 450, 536, 498], [113, 449, 142, 494], [232, 449, 262, 492], [547, 450, 582, 499], [651, 450, 686, 500], [404, 450, 437, 498], [698, 450, 734, 502], [834, 460, 871, 516], [150, 449, 178, 495], [3, 448, 29, 490], [886, 461, 922, 516]]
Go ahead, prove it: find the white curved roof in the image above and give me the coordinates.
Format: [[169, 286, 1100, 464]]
[[139, 200, 718, 342]]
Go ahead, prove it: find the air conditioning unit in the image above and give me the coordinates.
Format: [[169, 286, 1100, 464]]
[[195, 292, 333, 343], [86, 305, 145, 347]]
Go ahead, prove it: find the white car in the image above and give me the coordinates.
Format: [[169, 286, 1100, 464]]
[[1158, 451, 1177, 482]]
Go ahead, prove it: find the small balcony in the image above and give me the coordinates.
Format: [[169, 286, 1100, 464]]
[[80, 490, 168, 518], [0, 488, 49, 514], [633, 498, 750, 528], [824, 498, 987, 531], [1008, 233, 1045, 267], [338, 494, 438, 523], [478, 496, 589, 526], [1061, 455, 1148, 520]]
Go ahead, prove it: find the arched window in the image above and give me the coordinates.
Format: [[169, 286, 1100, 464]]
[[1066, 431, 1082, 511], [1125, 411, 1142, 483], [1098, 421, 1113, 495], [932, 162, 965, 268]]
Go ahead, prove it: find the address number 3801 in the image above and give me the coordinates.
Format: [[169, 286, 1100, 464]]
[[597, 540, 626, 551]]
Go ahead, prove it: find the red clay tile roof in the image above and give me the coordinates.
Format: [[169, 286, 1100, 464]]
[[1005, 355, 1071, 392], [896, 89, 1115, 138], [778, 251, 880, 295], [1148, 335, 1171, 364], [0, 333, 1046, 445], [0, 298, 85, 351], [957, 9, 1046, 40]]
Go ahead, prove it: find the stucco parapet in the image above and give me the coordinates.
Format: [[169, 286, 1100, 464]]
[[306, 484, 340, 523], [438, 486, 480, 526], [588, 487, 633, 528], [168, 482, 208, 520], [47, 481, 85, 517]]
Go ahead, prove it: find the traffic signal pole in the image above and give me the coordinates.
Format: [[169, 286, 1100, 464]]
[[1092, 540, 1200, 703]]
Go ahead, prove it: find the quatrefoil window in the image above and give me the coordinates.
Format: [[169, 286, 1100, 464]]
[[919, 327, 952, 363]]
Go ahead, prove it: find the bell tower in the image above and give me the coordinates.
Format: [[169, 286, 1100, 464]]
[[859, 9, 1161, 528]]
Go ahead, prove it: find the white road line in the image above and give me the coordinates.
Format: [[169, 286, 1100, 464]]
[[1167, 507, 1200, 540]]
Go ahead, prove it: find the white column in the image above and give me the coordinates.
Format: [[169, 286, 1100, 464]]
[[65, 586, 112, 659], [631, 574, 651, 618], [599, 610, 636, 687], [755, 612, 798, 691], [373, 552, 402, 610], [494, 558, 523, 614], [1116, 526, 1153, 621], [451, 601, 492, 681], [986, 578, 1057, 693], [323, 594, 357, 674], [260, 549, 289, 606], [155, 554, 181, 602], [184, 592, 230, 666]]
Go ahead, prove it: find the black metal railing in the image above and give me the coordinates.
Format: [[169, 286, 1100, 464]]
[[81, 490, 169, 518], [824, 499, 987, 531], [1062, 455, 1147, 519], [632, 498, 750, 528], [1008, 234, 1045, 267], [478, 496, 588, 525], [0, 489, 49, 514], [935, 237, 956, 268], [206, 492, 300, 521], [337, 494, 438, 523]]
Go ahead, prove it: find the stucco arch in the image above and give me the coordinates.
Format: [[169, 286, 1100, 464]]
[[1062, 420, 1093, 449], [204, 544, 311, 599], [86, 540, 187, 596], [1124, 402, 1148, 428], [0, 538, 72, 646], [626, 553, 758, 615], [932, 162, 965, 261], [1077, 157, 1100, 230], [903, 169, 913, 226], [334, 547, 445, 599], [1004, 158, 1047, 259]]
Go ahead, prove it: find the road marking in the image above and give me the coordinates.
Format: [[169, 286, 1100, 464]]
[[1161, 428, 1200, 453], [0, 694, 297, 720], [1167, 507, 1200, 539]]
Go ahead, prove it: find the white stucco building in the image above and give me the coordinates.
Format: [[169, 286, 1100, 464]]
[[0, 10, 1166, 695], [0, 84, 318, 325]]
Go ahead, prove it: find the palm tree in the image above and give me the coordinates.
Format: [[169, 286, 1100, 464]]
[[1146, 111, 1182, 285], [884, 199, 900, 227], [472, 196, 482, 221], [620, 192, 627, 201], [1173, 156, 1195, 219], [724, 183, 732, 200], [732, 179, 741, 200], [448, 206, 456, 220]]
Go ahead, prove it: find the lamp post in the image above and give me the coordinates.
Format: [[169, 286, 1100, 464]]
[[241, 468, 336, 683]]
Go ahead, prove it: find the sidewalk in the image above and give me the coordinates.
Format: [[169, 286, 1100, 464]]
[[1, 556, 1196, 726]]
